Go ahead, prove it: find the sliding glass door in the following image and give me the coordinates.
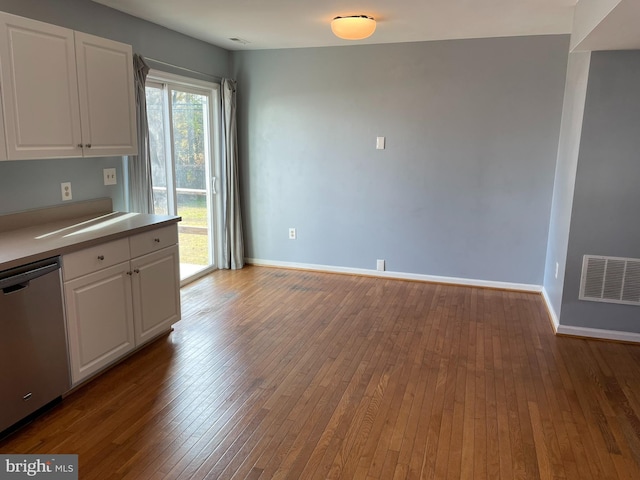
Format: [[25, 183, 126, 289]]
[[145, 74, 220, 282]]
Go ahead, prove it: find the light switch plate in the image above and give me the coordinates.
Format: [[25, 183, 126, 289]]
[[103, 168, 117, 185], [376, 136, 385, 150]]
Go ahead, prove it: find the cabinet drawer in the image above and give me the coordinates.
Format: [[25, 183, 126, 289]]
[[129, 224, 178, 258], [63, 237, 130, 281]]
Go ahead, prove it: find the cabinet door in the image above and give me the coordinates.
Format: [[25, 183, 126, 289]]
[[0, 12, 82, 160], [75, 32, 137, 157], [131, 245, 181, 346], [64, 262, 135, 385], [0, 94, 6, 161]]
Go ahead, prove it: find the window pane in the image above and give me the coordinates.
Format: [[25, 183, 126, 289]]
[[145, 86, 168, 215], [171, 90, 211, 270]]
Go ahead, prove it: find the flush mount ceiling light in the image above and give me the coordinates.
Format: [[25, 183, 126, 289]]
[[331, 15, 376, 40]]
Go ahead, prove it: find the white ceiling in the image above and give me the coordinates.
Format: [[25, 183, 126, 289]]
[[92, 0, 578, 51]]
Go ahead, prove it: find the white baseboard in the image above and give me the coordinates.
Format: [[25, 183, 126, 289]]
[[541, 287, 560, 333], [246, 259, 640, 343], [541, 287, 640, 343], [244, 258, 542, 293], [555, 325, 640, 343]]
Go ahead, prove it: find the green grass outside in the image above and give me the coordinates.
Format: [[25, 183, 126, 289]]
[[179, 232, 209, 266], [179, 205, 208, 227], [177, 195, 209, 266]]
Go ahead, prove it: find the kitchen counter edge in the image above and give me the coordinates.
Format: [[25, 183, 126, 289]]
[[0, 213, 181, 272]]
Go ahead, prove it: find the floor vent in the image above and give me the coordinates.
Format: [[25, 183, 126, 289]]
[[580, 255, 640, 306]]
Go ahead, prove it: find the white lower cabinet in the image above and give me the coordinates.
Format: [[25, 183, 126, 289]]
[[63, 224, 180, 385], [131, 245, 180, 346], [64, 261, 135, 384]]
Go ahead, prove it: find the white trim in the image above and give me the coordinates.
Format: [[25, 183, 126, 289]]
[[180, 265, 217, 288], [147, 69, 220, 89], [541, 287, 560, 333], [541, 286, 640, 343], [245, 258, 542, 293], [555, 324, 640, 344]]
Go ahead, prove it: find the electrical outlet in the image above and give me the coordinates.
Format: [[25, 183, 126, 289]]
[[61, 182, 72, 201], [377, 259, 385, 271], [103, 168, 116, 185], [289, 228, 296, 240]]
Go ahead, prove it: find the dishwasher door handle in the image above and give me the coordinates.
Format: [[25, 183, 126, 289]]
[[2, 282, 30, 295], [0, 258, 61, 291]]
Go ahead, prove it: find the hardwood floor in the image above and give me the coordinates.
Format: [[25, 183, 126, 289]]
[[2, 265, 640, 479]]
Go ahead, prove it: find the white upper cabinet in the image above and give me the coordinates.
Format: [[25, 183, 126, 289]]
[[75, 32, 137, 157], [0, 13, 82, 160], [0, 12, 137, 160]]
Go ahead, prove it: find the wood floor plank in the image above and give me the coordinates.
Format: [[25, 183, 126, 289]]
[[417, 287, 459, 479], [2, 266, 640, 479], [432, 288, 464, 479]]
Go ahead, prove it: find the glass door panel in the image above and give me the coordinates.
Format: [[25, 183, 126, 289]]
[[145, 78, 216, 282], [171, 90, 212, 279]]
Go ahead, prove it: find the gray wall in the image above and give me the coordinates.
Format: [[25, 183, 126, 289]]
[[0, 157, 125, 214], [560, 50, 640, 332], [233, 36, 569, 285], [0, 0, 230, 215], [543, 52, 591, 319]]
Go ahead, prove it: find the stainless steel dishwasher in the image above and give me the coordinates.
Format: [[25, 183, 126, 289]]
[[0, 256, 70, 434]]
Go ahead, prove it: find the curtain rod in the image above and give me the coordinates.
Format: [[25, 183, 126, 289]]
[[144, 56, 223, 82]]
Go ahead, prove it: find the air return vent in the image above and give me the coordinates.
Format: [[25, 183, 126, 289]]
[[229, 37, 250, 45], [579, 255, 640, 306]]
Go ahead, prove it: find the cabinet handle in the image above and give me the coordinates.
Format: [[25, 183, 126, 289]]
[[97, 255, 105, 261], [85, 143, 92, 148], [154, 238, 161, 243], [134, 269, 140, 274]]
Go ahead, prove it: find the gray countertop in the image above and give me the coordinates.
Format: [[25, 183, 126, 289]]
[[0, 210, 180, 272]]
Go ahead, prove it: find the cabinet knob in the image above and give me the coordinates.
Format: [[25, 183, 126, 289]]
[[127, 271, 133, 276], [97, 255, 105, 261], [85, 143, 92, 148], [77, 144, 83, 148], [154, 238, 161, 243], [134, 269, 140, 274]]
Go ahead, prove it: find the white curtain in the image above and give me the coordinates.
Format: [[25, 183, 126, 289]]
[[221, 78, 245, 269], [127, 54, 154, 214]]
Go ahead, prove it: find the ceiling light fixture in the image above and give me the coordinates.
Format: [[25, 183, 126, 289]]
[[331, 15, 376, 40]]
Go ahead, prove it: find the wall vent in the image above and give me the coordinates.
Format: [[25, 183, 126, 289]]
[[579, 255, 640, 306], [229, 37, 250, 45]]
